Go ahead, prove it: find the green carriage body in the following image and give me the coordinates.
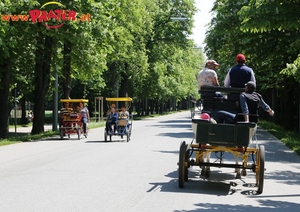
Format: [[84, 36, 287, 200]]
[[193, 119, 255, 147]]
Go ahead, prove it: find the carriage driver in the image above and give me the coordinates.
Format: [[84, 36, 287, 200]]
[[218, 81, 274, 124], [106, 106, 118, 133]]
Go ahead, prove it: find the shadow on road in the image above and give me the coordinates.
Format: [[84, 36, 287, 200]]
[[148, 168, 260, 196], [185, 199, 300, 212]]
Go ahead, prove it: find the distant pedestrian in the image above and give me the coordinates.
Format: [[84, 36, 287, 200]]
[[79, 102, 90, 137], [27, 111, 33, 123]]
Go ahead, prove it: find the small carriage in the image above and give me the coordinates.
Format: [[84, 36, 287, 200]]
[[59, 99, 88, 140], [178, 86, 265, 194], [104, 97, 133, 142]]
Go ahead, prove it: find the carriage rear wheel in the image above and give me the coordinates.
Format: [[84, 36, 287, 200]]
[[256, 145, 265, 194], [104, 130, 107, 142], [128, 124, 132, 138], [178, 141, 187, 188], [184, 144, 190, 181], [126, 131, 130, 142]]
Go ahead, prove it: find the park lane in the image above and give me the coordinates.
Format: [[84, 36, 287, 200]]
[[1, 111, 300, 212]]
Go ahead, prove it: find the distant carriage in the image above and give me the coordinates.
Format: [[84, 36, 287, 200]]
[[104, 97, 133, 142], [59, 99, 88, 140]]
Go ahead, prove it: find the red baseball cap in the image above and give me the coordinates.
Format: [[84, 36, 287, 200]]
[[236, 54, 246, 62]]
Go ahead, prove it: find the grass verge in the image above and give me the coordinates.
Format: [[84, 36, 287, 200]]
[[259, 119, 300, 156], [1, 121, 105, 146]]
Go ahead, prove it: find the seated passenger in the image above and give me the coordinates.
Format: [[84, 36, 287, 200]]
[[106, 106, 118, 133], [61, 102, 73, 113], [197, 60, 223, 98], [218, 81, 274, 124], [224, 54, 256, 88], [106, 103, 116, 115], [119, 105, 129, 120]]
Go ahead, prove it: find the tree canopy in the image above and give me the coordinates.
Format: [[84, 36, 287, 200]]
[[0, 0, 203, 137], [204, 0, 300, 131]]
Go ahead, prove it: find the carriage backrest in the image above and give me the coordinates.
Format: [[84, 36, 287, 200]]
[[192, 119, 255, 147]]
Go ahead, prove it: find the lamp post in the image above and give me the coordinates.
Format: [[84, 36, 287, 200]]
[[52, 69, 58, 131], [52, 43, 58, 131], [14, 83, 17, 137]]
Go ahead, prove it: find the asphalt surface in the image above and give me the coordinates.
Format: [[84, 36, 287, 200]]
[[2, 111, 300, 212]]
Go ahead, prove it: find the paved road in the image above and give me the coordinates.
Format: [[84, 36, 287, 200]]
[[1, 111, 300, 212]]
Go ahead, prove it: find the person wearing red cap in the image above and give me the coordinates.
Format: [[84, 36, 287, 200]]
[[224, 54, 256, 88], [197, 60, 222, 98]]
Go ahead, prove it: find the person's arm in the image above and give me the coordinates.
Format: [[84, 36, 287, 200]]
[[224, 69, 231, 87], [250, 69, 256, 84], [107, 113, 111, 120], [259, 96, 274, 116], [212, 77, 220, 86], [239, 94, 249, 115], [239, 94, 250, 122], [86, 108, 90, 122], [113, 112, 119, 120]]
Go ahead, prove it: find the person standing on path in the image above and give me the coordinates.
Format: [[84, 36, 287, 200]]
[[79, 102, 90, 137]]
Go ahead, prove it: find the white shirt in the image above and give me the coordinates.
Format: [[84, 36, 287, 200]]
[[197, 68, 218, 90]]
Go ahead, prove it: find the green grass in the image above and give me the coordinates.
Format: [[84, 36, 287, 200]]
[[0, 130, 58, 146], [259, 120, 300, 156], [2, 121, 105, 146]]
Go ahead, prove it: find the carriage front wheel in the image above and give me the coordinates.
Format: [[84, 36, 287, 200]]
[[256, 145, 265, 194], [126, 131, 130, 142], [60, 129, 64, 140], [77, 128, 81, 140]]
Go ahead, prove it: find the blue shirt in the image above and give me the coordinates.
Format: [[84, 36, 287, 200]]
[[224, 64, 256, 88], [108, 112, 118, 121]]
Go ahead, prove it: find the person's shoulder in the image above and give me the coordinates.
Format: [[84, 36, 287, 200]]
[[254, 92, 262, 97], [198, 69, 205, 74], [243, 64, 253, 71]]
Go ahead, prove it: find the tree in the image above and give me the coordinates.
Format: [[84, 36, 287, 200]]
[[204, 0, 300, 131], [0, 0, 38, 138]]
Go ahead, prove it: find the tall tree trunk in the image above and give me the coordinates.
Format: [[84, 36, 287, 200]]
[[119, 63, 128, 97], [0, 60, 12, 138], [63, 40, 72, 99], [31, 35, 53, 135]]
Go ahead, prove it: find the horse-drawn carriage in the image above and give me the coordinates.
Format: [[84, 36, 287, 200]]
[[178, 86, 265, 194]]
